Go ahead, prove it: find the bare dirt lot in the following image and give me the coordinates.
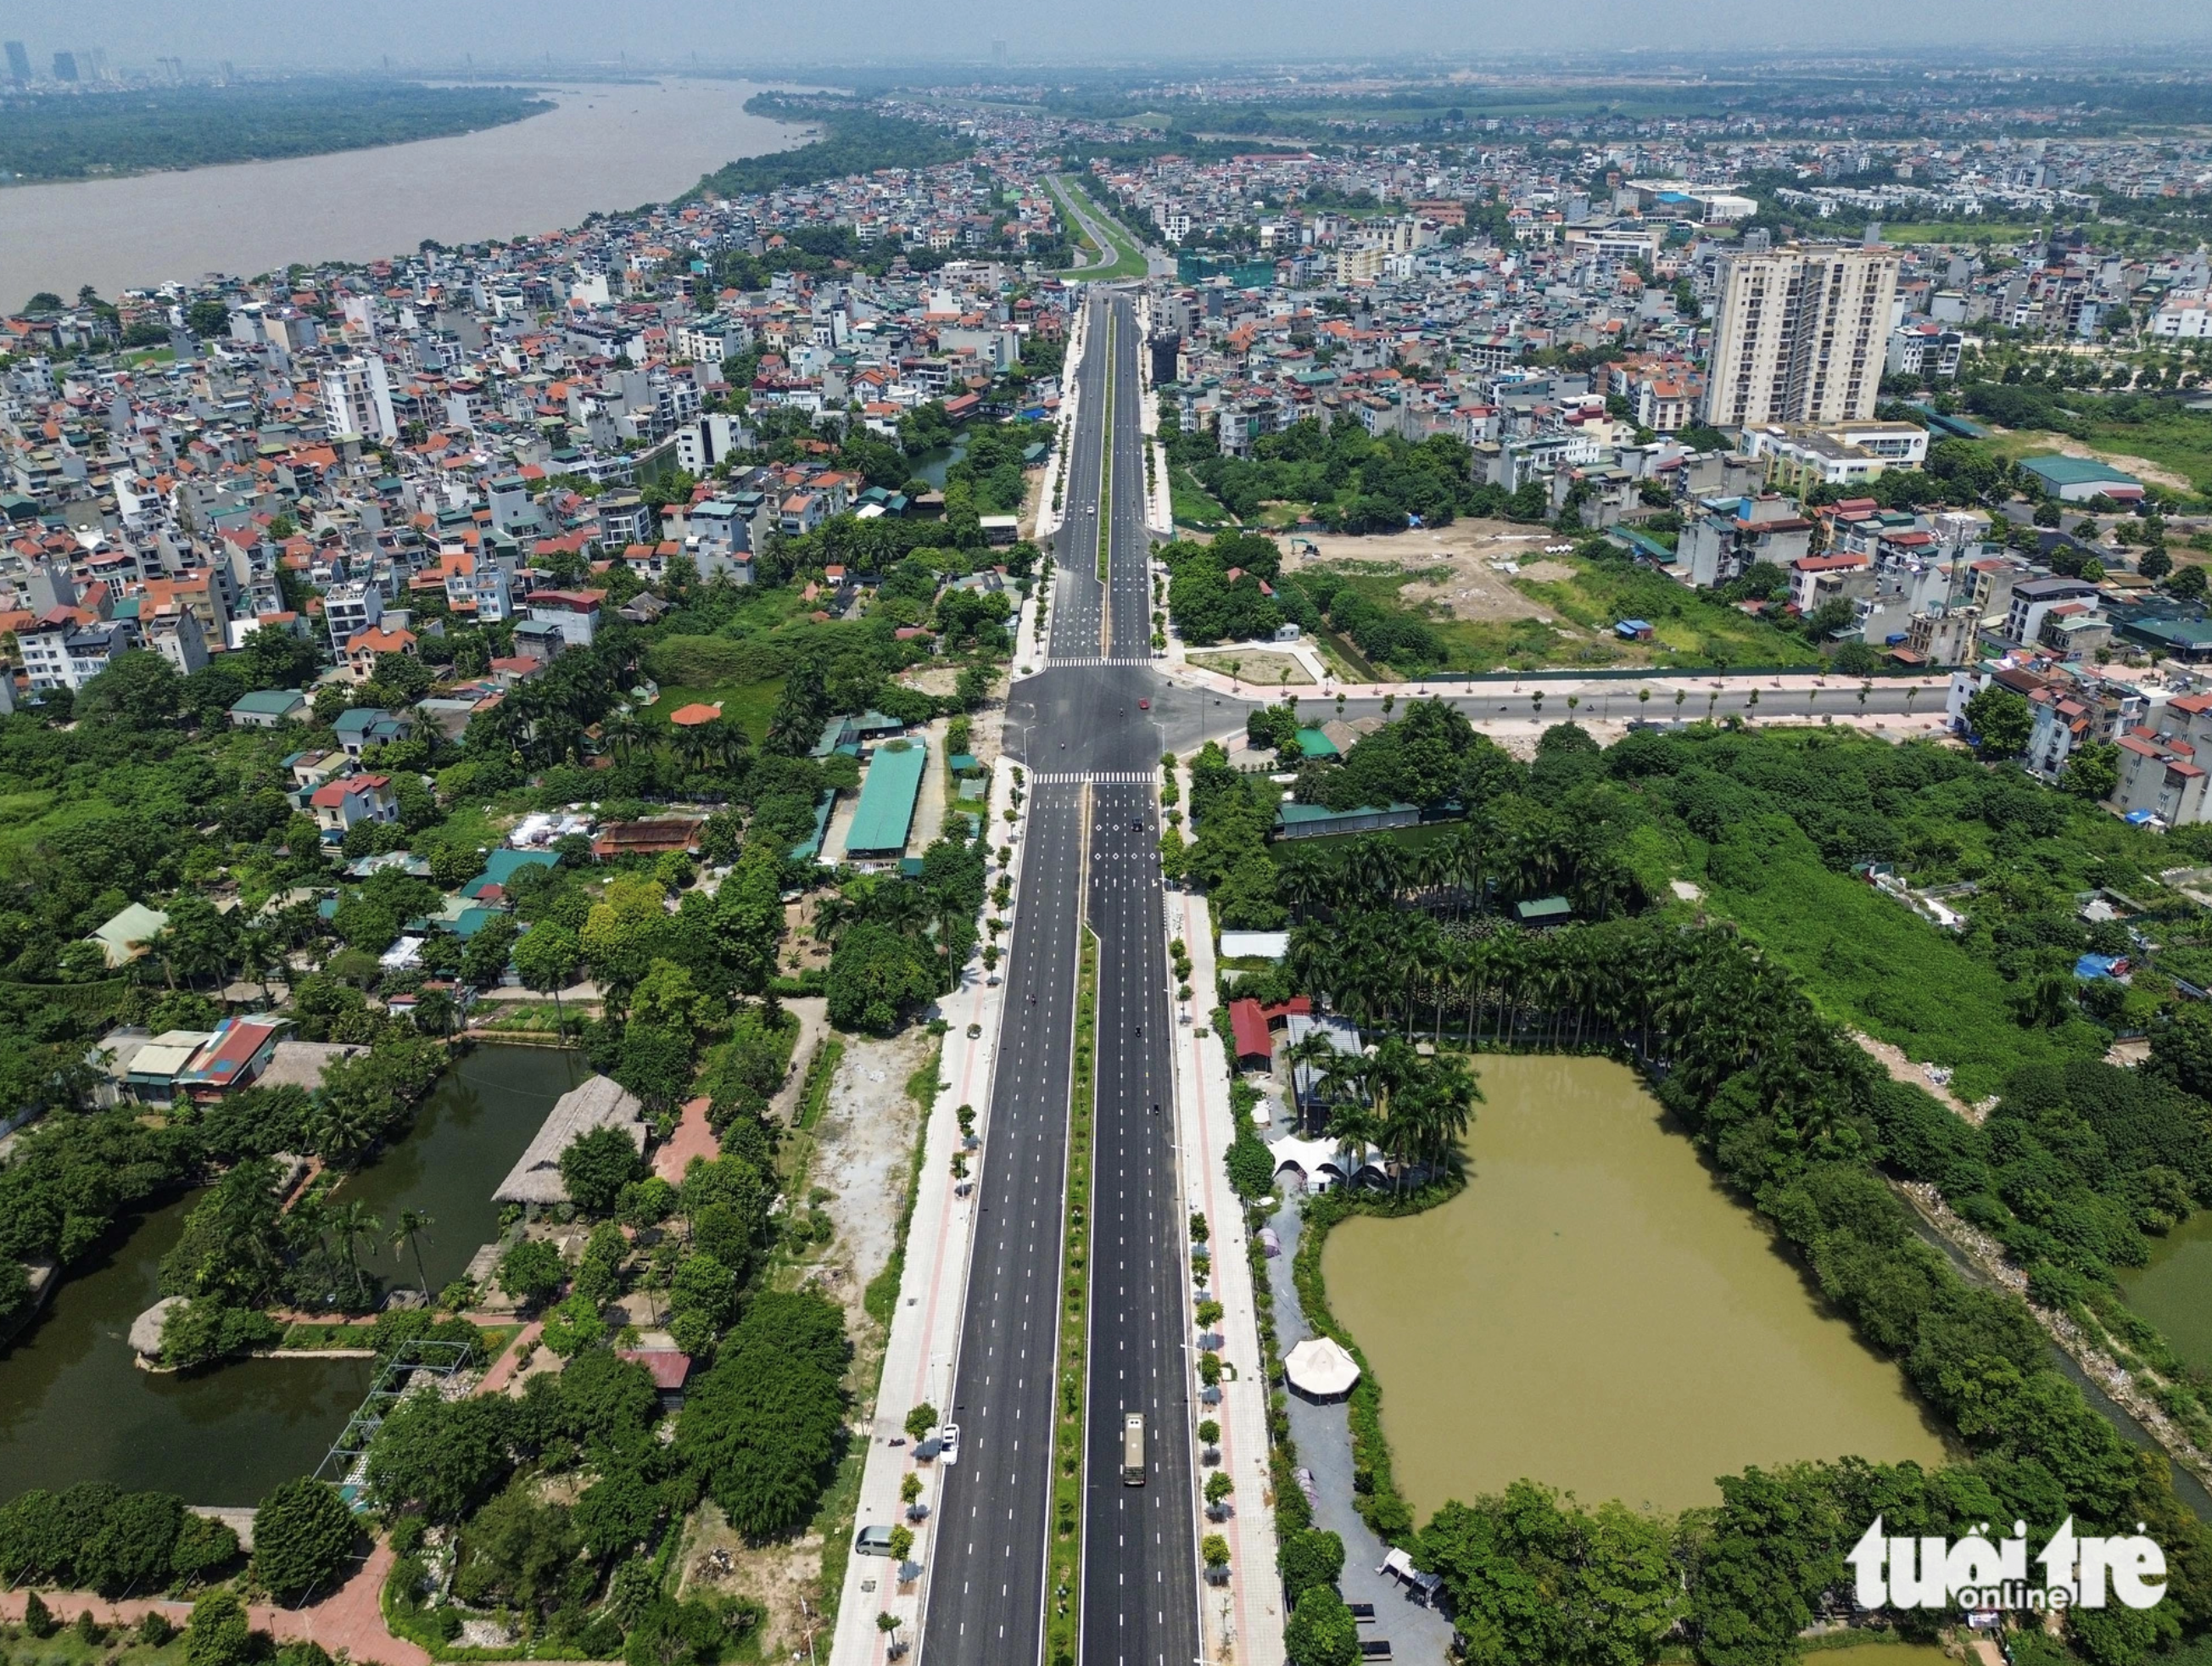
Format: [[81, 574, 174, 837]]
[[1188, 648, 1315, 685], [674, 1498, 827, 1662], [1279, 520, 1577, 623], [808, 1026, 936, 1310]]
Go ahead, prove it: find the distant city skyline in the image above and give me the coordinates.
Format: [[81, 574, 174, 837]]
[[4, 0, 2212, 71]]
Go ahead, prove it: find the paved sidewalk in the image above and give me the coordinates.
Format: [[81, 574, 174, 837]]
[[1259, 1209, 1455, 1663], [1035, 305, 1090, 545], [1171, 887, 1286, 1666], [0, 1541, 431, 1666], [1134, 298, 1173, 540], [474, 1320, 542, 1397], [827, 758, 1024, 1666]]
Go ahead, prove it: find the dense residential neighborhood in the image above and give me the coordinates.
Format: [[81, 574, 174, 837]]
[[8, 42, 2212, 1666]]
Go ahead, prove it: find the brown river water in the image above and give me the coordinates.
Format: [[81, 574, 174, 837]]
[[1323, 1054, 1950, 1518], [2, 79, 804, 305]]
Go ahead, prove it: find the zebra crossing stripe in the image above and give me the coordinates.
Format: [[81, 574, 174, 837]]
[[1026, 771, 1158, 785]]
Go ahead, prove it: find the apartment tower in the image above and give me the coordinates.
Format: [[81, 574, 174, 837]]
[[321, 354, 399, 444], [1701, 244, 1900, 428]]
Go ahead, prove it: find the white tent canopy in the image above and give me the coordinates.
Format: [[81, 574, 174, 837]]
[[1283, 1335, 1361, 1399]]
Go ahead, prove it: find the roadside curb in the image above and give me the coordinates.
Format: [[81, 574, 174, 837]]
[[1170, 883, 1287, 1666], [825, 757, 1023, 1666]]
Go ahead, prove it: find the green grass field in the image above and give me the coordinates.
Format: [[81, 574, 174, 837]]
[[1690, 829, 2097, 1104], [1046, 174, 1148, 280], [1170, 467, 1231, 528], [1312, 556, 1822, 675], [1975, 411, 2212, 497], [1874, 221, 2047, 246], [641, 679, 786, 743]]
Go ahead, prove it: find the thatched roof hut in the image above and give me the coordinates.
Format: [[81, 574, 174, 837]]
[[493, 1075, 645, 1205]]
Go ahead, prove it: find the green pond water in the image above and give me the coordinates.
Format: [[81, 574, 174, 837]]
[[1323, 1054, 1950, 1518], [2122, 1208, 2212, 1372], [0, 1043, 582, 1506]]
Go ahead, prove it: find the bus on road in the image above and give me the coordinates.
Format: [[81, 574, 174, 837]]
[[1122, 1412, 1145, 1484]]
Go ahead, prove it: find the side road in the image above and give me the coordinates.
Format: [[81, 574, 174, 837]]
[[1170, 886, 1286, 1666], [826, 756, 1023, 1666]]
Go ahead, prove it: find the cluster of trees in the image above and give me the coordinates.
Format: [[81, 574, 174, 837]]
[[0, 1039, 450, 1339], [1161, 410, 1532, 533], [692, 98, 973, 203], [364, 1294, 845, 1651], [1166, 741, 1286, 929], [0, 1482, 241, 1593], [1160, 530, 1319, 647]]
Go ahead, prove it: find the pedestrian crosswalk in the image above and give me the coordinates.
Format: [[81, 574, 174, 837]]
[[1039, 655, 1157, 667], [1028, 770, 1156, 785]]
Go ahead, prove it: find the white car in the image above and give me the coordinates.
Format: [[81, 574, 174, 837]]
[[939, 1423, 962, 1465]]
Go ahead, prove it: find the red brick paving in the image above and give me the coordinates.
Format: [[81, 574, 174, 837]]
[[0, 1540, 429, 1666], [651, 1095, 717, 1185], [472, 1319, 541, 1396]]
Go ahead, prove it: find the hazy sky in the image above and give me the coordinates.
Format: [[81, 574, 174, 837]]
[[9, 0, 2212, 70]]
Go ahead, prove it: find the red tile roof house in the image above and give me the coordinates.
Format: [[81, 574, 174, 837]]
[[1227, 996, 1313, 1070], [310, 773, 398, 840], [618, 1348, 693, 1409]]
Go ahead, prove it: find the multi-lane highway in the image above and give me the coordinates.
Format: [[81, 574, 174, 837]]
[[1075, 295, 1202, 1666], [922, 291, 1198, 1666]]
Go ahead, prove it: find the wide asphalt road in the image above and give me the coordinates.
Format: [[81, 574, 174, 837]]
[[924, 293, 1197, 1666], [1070, 292, 1202, 1666], [924, 293, 1201, 1666]]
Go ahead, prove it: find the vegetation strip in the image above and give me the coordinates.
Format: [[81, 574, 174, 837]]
[[1047, 174, 1148, 281], [1048, 924, 1101, 1666], [794, 1037, 843, 1133], [1098, 312, 1115, 589]]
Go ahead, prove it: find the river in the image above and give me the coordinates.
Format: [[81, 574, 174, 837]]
[[2, 80, 806, 306], [1321, 1054, 1949, 1518], [0, 1043, 581, 1507]]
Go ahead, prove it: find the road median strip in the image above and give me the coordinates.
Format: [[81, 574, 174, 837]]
[[1048, 920, 1102, 1666]]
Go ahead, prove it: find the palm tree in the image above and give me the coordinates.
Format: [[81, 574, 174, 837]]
[[672, 722, 718, 775], [327, 1199, 383, 1311], [602, 707, 645, 763], [412, 988, 456, 1040], [237, 929, 280, 1006], [309, 1094, 380, 1168], [1285, 1031, 1347, 1132], [391, 1210, 436, 1305]]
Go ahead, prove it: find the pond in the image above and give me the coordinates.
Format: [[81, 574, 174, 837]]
[[1321, 1054, 1950, 1518], [0, 1043, 583, 1506], [2121, 1208, 2212, 1373], [331, 1043, 589, 1299], [908, 434, 971, 490]]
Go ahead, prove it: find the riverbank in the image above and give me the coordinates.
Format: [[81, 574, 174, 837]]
[[1896, 1177, 2212, 1504], [1, 79, 807, 305], [0, 82, 551, 188]]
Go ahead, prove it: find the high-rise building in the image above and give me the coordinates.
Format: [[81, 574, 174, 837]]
[[1701, 243, 1900, 429], [321, 354, 399, 443], [3, 42, 31, 84], [51, 49, 77, 81]]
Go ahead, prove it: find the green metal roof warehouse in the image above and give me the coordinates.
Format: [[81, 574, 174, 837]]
[[846, 740, 930, 858]]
